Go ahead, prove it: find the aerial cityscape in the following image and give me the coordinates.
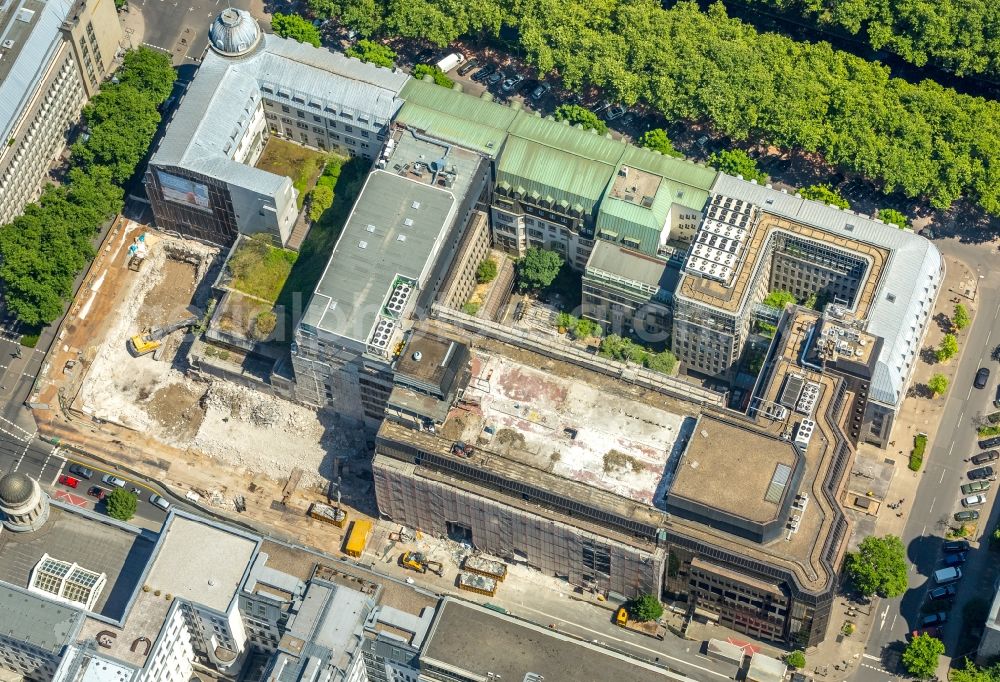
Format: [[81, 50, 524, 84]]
[[0, 0, 999, 680]]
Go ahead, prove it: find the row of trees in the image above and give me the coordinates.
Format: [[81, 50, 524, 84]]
[[305, 0, 1000, 216], [739, 0, 1000, 79], [0, 48, 175, 327]]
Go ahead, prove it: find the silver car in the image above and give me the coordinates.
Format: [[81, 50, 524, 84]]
[[149, 494, 170, 512], [101, 474, 127, 488], [961, 494, 987, 507]]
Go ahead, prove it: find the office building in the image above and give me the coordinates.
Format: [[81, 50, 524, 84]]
[[146, 8, 408, 246], [0, 0, 122, 225], [291, 124, 490, 427], [672, 175, 941, 446]]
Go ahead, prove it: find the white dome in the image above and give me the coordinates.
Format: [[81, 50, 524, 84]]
[[209, 8, 262, 57]]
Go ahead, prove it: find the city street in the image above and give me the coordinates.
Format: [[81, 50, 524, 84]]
[[853, 237, 1000, 681]]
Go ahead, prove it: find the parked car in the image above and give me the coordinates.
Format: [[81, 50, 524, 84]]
[[942, 540, 970, 553], [128, 486, 142, 496], [961, 480, 991, 494], [68, 464, 93, 480], [620, 111, 637, 128], [961, 494, 987, 507], [920, 612, 948, 627], [472, 64, 496, 82], [101, 474, 127, 488], [414, 48, 435, 65], [88, 486, 107, 500], [457, 58, 480, 76], [486, 71, 503, 87], [943, 551, 968, 567], [975, 367, 991, 389], [605, 104, 627, 120], [971, 450, 999, 465], [530, 82, 551, 101], [994, 384, 1000, 407], [500, 73, 524, 93], [981, 436, 1000, 449], [954, 510, 980, 522], [927, 584, 957, 601], [57, 475, 79, 489], [968, 466, 995, 480], [149, 494, 170, 512]]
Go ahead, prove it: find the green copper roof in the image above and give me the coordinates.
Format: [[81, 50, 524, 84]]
[[397, 80, 517, 156], [497, 136, 615, 212]]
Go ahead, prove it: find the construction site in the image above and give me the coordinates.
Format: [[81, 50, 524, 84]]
[[39, 221, 367, 490]]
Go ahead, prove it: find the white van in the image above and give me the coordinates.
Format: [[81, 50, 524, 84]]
[[434, 53, 465, 73], [933, 566, 962, 585]]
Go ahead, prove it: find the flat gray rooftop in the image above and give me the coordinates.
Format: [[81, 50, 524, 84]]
[[422, 599, 670, 682], [0, 504, 155, 621], [145, 514, 258, 612], [586, 239, 677, 291], [0, 582, 85, 655]]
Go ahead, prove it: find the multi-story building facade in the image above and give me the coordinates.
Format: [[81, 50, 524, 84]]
[[291, 125, 490, 429], [146, 8, 408, 246], [0, 0, 121, 225]]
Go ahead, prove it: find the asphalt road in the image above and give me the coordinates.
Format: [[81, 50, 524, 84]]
[[854, 239, 1000, 681]]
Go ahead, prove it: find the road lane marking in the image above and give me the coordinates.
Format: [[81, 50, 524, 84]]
[[50, 457, 66, 486], [0, 415, 33, 439], [890, 613, 897, 630], [940, 469, 946, 483], [929, 496, 936, 513], [863, 654, 880, 661], [879, 605, 889, 630]]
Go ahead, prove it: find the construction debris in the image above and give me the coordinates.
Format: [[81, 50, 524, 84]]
[[462, 555, 508, 582], [458, 572, 498, 596]]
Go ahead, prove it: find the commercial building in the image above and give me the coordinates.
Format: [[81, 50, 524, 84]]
[[672, 175, 942, 446], [146, 8, 408, 246], [0, 472, 436, 682], [0, 0, 122, 225], [291, 124, 490, 427]]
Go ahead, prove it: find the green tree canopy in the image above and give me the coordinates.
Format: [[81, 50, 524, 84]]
[[927, 374, 949, 396], [412, 64, 454, 88], [106, 488, 138, 521], [345, 39, 396, 67], [936, 333, 959, 362], [878, 208, 910, 229], [517, 248, 564, 291], [785, 651, 806, 669], [901, 633, 944, 679], [638, 129, 681, 157], [950, 659, 1000, 682], [844, 535, 908, 598], [953, 304, 971, 330], [476, 258, 498, 283], [763, 290, 796, 310], [116, 47, 176, 104], [309, 184, 334, 222], [708, 149, 767, 183], [271, 13, 322, 47], [553, 104, 608, 135], [799, 184, 850, 209], [630, 594, 664, 622]]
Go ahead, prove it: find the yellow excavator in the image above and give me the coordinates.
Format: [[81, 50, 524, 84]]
[[399, 551, 444, 576], [128, 316, 198, 357]]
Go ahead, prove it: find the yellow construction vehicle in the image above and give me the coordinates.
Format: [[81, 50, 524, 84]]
[[400, 551, 444, 576], [128, 316, 198, 357]]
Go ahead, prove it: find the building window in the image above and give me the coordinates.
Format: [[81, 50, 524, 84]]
[[297, 110, 305, 119], [281, 105, 290, 113], [313, 115, 322, 123]]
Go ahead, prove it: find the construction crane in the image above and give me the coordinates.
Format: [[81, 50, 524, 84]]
[[128, 316, 198, 357], [399, 551, 444, 576]]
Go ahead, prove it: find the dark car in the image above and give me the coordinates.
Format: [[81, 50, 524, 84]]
[[472, 64, 496, 82], [972, 450, 1000, 465], [994, 385, 1000, 408], [980, 436, 1000, 449], [927, 584, 957, 601], [968, 466, 995, 480], [975, 367, 991, 389], [457, 58, 480, 76], [943, 540, 970, 553], [920, 612, 948, 627], [486, 71, 503, 87], [414, 48, 435, 65], [530, 83, 550, 101], [954, 510, 980, 522], [519, 79, 538, 95], [943, 552, 968, 567], [68, 463, 93, 480], [88, 486, 107, 501]]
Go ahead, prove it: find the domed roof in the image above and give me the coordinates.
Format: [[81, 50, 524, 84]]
[[0, 473, 35, 507], [209, 8, 262, 57]]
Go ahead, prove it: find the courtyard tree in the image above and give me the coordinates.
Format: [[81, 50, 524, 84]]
[[785, 651, 806, 669], [308, 184, 334, 222], [799, 184, 850, 209], [638, 129, 681, 157], [901, 633, 944, 679], [878, 208, 910, 229], [763, 290, 796, 310], [844, 535, 908, 598], [271, 13, 322, 47], [516, 248, 564, 292], [476, 258, 498, 284], [553, 104, 607, 135], [708, 149, 766, 183], [630, 594, 664, 622], [345, 39, 396, 67], [936, 333, 959, 362], [106, 488, 138, 521], [953, 303, 971, 331], [927, 374, 949, 396]]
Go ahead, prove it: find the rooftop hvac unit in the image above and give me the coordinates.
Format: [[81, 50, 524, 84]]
[[794, 419, 815, 449]]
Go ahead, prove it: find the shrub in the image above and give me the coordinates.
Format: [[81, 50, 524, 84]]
[[462, 302, 480, 315], [953, 304, 970, 331], [476, 258, 498, 284], [629, 594, 664, 622], [105, 487, 137, 521], [413, 64, 454, 88], [909, 433, 927, 471], [308, 184, 334, 222], [935, 334, 959, 362], [252, 311, 278, 340], [785, 651, 806, 669], [927, 374, 949, 396], [879, 208, 910, 229]]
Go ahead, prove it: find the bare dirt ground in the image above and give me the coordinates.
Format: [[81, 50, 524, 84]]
[[74, 233, 364, 486]]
